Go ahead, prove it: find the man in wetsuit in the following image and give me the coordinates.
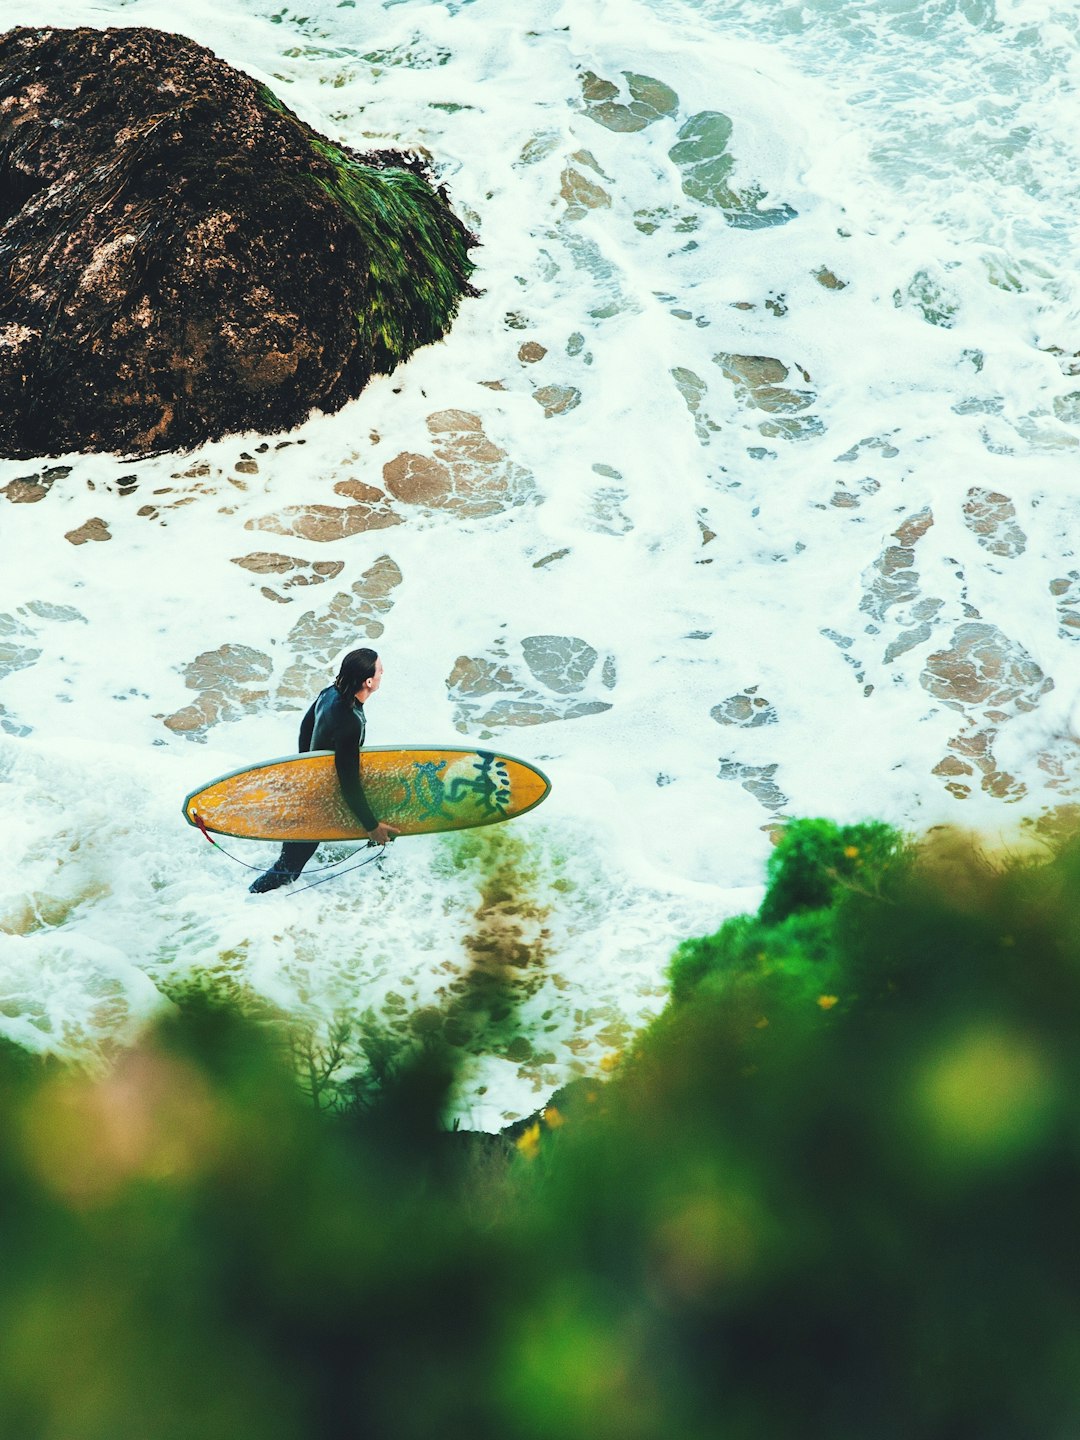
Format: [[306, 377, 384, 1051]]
[[249, 647, 399, 893]]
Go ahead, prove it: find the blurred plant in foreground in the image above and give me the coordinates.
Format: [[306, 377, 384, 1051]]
[[2, 818, 1080, 1438]]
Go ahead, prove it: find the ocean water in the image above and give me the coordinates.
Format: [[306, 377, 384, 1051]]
[[2, 0, 1079, 1125]]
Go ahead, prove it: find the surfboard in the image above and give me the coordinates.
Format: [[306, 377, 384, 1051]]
[[182, 745, 551, 842]]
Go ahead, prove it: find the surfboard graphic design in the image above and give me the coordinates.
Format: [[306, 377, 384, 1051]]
[[182, 745, 551, 842]]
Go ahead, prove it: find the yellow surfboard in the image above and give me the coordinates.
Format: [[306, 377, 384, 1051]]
[[182, 745, 551, 843]]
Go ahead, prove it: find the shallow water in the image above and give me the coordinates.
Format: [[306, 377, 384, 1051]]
[[2, 0, 1079, 1125]]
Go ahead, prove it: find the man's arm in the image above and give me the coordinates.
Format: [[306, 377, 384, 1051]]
[[333, 735, 379, 833]]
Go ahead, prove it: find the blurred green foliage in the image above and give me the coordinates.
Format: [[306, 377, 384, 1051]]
[[3, 819, 1080, 1437]]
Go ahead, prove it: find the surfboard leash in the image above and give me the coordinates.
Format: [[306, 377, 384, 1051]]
[[190, 810, 391, 889], [190, 810, 269, 873], [284, 846, 388, 895]]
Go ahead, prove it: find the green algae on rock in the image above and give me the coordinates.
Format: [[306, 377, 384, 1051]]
[[0, 26, 477, 459]]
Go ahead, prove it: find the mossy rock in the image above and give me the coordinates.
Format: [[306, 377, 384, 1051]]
[[0, 26, 477, 458]]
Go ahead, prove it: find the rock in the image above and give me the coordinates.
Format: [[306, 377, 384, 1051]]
[[716, 759, 788, 812], [1050, 573, 1080, 639], [382, 410, 533, 516], [230, 551, 345, 600], [711, 687, 778, 728], [231, 552, 317, 577], [835, 435, 900, 463], [0, 26, 476, 459], [332, 479, 384, 504], [670, 113, 795, 228], [671, 367, 718, 444], [939, 728, 1026, 802], [24, 601, 86, 623], [962, 488, 1027, 558], [819, 629, 875, 697], [64, 518, 111, 545], [533, 385, 581, 418], [895, 269, 959, 328], [560, 158, 611, 218], [0, 613, 41, 678], [587, 480, 632, 536], [921, 623, 1053, 717], [0, 703, 31, 736], [381, 454, 454, 507], [521, 635, 602, 694], [932, 755, 973, 777], [860, 512, 941, 638], [163, 643, 273, 735], [883, 624, 934, 665], [713, 352, 820, 438], [446, 633, 615, 735], [2, 477, 48, 503], [246, 501, 401, 543], [864, 546, 919, 616], [713, 354, 812, 413], [0, 466, 67, 502], [579, 70, 678, 133], [893, 506, 933, 547]]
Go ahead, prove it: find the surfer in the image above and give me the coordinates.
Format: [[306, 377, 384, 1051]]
[[249, 647, 399, 893]]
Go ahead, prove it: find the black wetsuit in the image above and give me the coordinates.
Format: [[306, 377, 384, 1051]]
[[250, 686, 377, 891]]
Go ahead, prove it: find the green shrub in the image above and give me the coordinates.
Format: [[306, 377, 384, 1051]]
[[669, 818, 909, 1008], [759, 816, 908, 924]]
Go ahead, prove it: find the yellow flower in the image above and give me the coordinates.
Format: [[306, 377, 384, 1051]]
[[817, 994, 839, 1010], [515, 1122, 541, 1159], [844, 845, 859, 858], [543, 1105, 565, 1129], [599, 1051, 621, 1073]]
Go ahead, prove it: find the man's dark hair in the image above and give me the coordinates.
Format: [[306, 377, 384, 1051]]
[[334, 648, 379, 696]]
